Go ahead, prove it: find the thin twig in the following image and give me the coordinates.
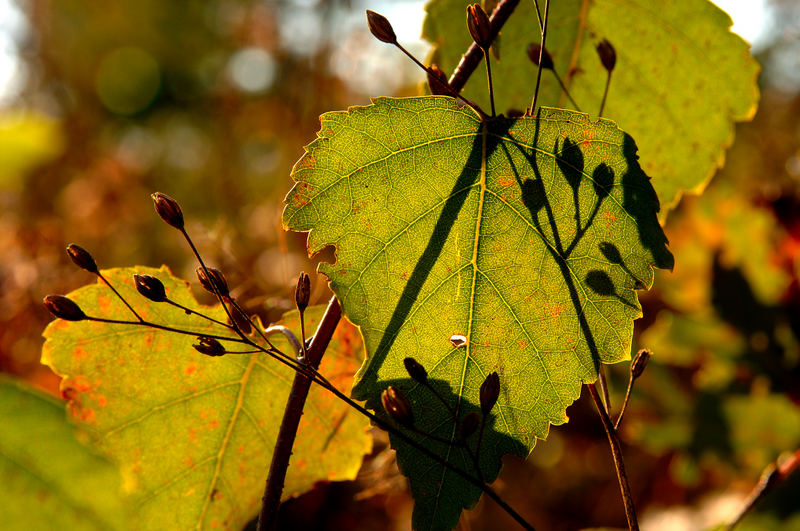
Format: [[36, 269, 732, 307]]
[[614, 371, 635, 431], [264, 325, 302, 359], [529, 0, 550, 115], [726, 449, 800, 530], [531, 0, 543, 33], [394, 42, 488, 120], [598, 367, 610, 413], [587, 383, 639, 530]]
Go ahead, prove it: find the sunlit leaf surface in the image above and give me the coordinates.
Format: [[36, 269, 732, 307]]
[[0, 378, 127, 530], [283, 96, 672, 529], [423, 0, 759, 214], [42, 267, 371, 531]]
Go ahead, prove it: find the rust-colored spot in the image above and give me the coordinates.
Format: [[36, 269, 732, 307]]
[[186, 458, 194, 467], [499, 176, 514, 187], [97, 294, 113, 313], [603, 212, 617, 223], [550, 304, 565, 317], [518, 340, 528, 348], [72, 346, 87, 360], [209, 419, 219, 429], [185, 364, 198, 376], [97, 396, 107, 407]]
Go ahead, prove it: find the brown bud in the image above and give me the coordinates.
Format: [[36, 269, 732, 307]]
[[631, 348, 651, 380], [526, 43, 553, 70], [466, 4, 492, 50], [43, 295, 87, 321], [479, 371, 500, 415], [134, 274, 166, 303], [196, 267, 229, 297], [381, 386, 413, 426], [66, 244, 98, 273], [596, 39, 616, 72], [229, 302, 252, 335], [459, 412, 481, 439], [366, 10, 396, 44], [193, 336, 226, 356], [295, 272, 311, 313], [427, 65, 451, 96], [151, 192, 184, 230], [403, 357, 428, 384]]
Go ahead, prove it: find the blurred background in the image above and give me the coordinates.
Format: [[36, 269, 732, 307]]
[[0, 0, 798, 529]]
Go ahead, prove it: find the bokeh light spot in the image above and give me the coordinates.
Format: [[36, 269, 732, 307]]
[[95, 47, 160, 115], [227, 47, 276, 93]]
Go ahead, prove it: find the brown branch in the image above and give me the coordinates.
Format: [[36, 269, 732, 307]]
[[257, 296, 342, 531], [726, 449, 800, 530], [448, 0, 521, 93], [587, 382, 639, 531]]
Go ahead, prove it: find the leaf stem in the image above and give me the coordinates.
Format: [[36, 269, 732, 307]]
[[587, 382, 639, 530], [552, 69, 581, 111], [599, 71, 612, 117], [393, 42, 488, 120], [484, 49, 496, 117], [449, 0, 520, 94], [95, 271, 143, 322], [614, 370, 635, 430], [165, 298, 232, 329]]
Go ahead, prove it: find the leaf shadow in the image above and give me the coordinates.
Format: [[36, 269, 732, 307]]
[[364, 120, 514, 392], [498, 114, 672, 373]]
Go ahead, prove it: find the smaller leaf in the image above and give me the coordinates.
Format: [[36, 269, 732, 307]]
[[0, 377, 127, 530], [42, 266, 371, 531]]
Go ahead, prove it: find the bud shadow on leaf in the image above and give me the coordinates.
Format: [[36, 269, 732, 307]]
[[585, 269, 637, 309], [372, 376, 529, 530]]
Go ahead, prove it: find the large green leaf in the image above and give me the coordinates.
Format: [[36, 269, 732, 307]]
[[42, 266, 371, 531], [423, 0, 759, 214], [283, 96, 673, 530], [0, 377, 127, 530]]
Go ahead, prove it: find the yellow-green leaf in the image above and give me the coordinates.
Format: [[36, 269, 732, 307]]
[[0, 377, 127, 530], [423, 0, 760, 215], [41, 266, 371, 530]]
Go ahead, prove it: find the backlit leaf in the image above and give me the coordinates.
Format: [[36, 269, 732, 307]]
[[41, 266, 370, 531], [283, 96, 672, 529], [0, 377, 127, 530], [423, 0, 759, 214]]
